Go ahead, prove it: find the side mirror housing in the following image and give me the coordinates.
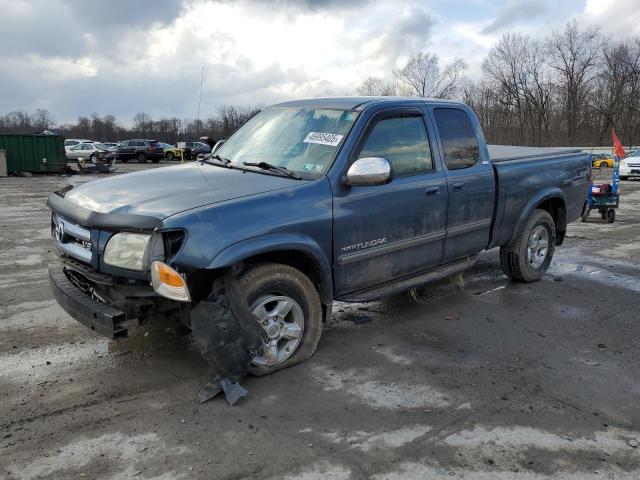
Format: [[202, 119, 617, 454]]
[[344, 157, 392, 186]]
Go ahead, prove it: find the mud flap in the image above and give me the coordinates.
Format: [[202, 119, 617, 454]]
[[191, 272, 263, 405]]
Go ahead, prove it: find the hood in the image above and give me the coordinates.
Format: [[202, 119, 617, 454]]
[[63, 162, 305, 219]]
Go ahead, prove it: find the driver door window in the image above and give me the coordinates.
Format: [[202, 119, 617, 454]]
[[357, 115, 433, 176]]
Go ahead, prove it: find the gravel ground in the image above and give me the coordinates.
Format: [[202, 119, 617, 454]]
[[1, 161, 639, 480]]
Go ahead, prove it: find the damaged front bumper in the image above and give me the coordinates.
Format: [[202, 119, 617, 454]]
[[50, 264, 264, 405], [49, 266, 129, 339]]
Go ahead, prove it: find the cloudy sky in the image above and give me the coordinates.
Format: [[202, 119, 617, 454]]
[[0, 0, 638, 124]]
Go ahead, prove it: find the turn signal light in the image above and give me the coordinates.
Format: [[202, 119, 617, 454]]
[[151, 261, 191, 302]]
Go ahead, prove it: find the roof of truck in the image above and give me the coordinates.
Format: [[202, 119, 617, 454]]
[[271, 96, 465, 111]]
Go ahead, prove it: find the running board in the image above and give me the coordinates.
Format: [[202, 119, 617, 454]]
[[337, 255, 478, 303]]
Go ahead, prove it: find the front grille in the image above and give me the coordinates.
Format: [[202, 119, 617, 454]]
[[52, 214, 92, 264]]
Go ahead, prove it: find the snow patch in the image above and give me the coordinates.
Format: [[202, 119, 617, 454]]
[[312, 365, 450, 409]]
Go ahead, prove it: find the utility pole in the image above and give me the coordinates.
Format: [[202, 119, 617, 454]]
[[196, 66, 205, 137]]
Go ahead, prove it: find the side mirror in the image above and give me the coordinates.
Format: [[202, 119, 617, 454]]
[[344, 157, 392, 186], [212, 139, 226, 153]]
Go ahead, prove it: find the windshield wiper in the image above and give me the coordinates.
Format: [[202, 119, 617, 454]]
[[242, 161, 302, 180], [200, 153, 232, 168]]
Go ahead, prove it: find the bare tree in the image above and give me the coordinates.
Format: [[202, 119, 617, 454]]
[[546, 21, 603, 142], [394, 52, 466, 99], [32, 109, 55, 132], [357, 77, 396, 96]]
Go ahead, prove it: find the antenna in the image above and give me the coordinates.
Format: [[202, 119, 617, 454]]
[[196, 66, 205, 136]]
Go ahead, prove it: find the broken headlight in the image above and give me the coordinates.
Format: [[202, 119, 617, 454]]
[[103, 233, 151, 271]]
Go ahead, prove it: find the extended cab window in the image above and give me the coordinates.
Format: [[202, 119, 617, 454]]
[[434, 108, 480, 170], [358, 115, 433, 176]]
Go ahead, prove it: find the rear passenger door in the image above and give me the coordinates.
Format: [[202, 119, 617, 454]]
[[432, 107, 495, 261], [333, 108, 449, 295]]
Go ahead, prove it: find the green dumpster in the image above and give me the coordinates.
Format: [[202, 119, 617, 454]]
[[0, 134, 67, 173]]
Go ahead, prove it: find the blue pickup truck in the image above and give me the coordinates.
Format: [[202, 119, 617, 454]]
[[48, 97, 591, 402]]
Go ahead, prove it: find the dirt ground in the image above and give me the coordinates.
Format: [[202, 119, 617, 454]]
[[1, 161, 639, 480]]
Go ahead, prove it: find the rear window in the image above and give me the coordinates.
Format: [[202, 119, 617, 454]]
[[434, 108, 480, 170]]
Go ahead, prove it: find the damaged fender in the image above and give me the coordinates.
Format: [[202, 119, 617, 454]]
[[191, 271, 264, 405]]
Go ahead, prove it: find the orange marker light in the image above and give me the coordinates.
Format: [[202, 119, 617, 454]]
[[151, 261, 190, 302]]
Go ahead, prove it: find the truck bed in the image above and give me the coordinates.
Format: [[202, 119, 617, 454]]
[[488, 145, 582, 161], [488, 148, 591, 249]]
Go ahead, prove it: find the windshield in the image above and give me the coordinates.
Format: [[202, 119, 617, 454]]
[[629, 149, 640, 158], [215, 107, 358, 178]]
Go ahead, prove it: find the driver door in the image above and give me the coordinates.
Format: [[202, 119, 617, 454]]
[[332, 108, 449, 295]]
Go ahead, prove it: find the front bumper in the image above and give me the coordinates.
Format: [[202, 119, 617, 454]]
[[49, 266, 128, 339]]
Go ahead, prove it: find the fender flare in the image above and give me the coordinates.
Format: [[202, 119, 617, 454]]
[[508, 188, 567, 246], [208, 233, 333, 303]]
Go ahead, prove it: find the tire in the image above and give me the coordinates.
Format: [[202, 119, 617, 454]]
[[121, 157, 128, 163], [151, 157, 160, 163], [606, 209, 616, 223], [137, 153, 146, 163], [500, 209, 556, 283], [600, 208, 607, 219], [620, 176, 628, 180], [166, 152, 174, 161], [89, 153, 97, 163], [238, 263, 323, 376]]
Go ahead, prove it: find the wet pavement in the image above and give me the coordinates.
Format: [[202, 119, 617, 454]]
[[1, 162, 639, 479]]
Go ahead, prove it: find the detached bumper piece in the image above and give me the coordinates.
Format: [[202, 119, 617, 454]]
[[191, 273, 264, 406], [49, 266, 128, 339]]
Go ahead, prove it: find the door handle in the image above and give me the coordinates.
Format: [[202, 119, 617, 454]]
[[425, 186, 440, 197], [453, 183, 465, 192]]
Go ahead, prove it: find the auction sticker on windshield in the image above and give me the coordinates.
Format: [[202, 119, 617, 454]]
[[303, 132, 344, 147]]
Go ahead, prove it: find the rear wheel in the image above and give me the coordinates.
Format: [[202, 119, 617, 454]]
[[238, 263, 323, 376], [166, 152, 175, 161], [151, 157, 160, 163], [500, 209, 556, 283], [606, 209, 616, 223]]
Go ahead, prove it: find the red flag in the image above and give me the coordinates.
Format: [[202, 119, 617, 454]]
[[612, 129, 626, 158]]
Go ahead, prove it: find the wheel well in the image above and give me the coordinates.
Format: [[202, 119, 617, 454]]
[[242, 250, 331, 304], [537, 197, 566, 245]]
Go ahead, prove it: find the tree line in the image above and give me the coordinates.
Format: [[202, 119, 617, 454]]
[[0, 105, 260, 144], [2, 21, 640, 147], [360, 21, 640, 147]]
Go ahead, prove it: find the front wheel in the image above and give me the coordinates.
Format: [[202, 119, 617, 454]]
[[166, 152, 175, 161], [620, 176, 629, 181], [500, 209, 556, 283], [239, 263, 323, 376], [137, 153, 146, 163]]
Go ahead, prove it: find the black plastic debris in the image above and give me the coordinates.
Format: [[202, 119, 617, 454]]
[[191, 272, 264, 405]]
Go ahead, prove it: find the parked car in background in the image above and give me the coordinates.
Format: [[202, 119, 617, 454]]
[[178, 141, 211, 159], [162, 144, 184, 161], [116, 139, 164, 163], [620, 149, 640, 180], [65, 142, 111, 162], [64, 139, 92, 152], [592, 153, 614, 168]]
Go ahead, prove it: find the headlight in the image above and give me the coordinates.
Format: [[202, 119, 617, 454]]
[[104, 233, 151, 271]]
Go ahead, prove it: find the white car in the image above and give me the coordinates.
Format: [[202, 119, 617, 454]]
[[64, 139, 93, 151], [66, 142, 110, 162], [620, 149, 640, 180]]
